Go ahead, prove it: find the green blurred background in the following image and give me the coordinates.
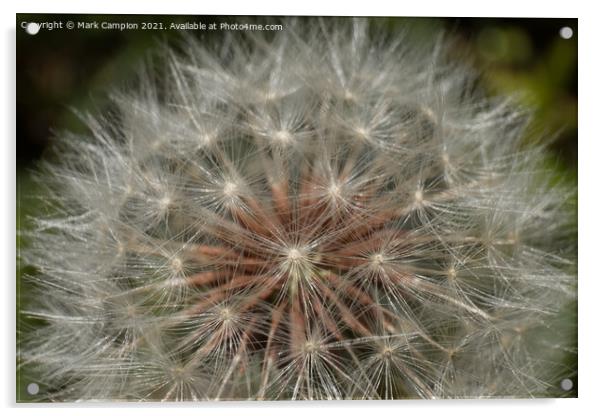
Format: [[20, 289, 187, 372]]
[[16, 15, 577, 169], [16, 14, 577, 401]]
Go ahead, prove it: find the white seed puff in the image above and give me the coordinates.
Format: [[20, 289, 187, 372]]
[[19, 18, 576, 401]]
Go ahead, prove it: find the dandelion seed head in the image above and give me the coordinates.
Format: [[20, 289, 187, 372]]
[[19, 18, 576, 402]]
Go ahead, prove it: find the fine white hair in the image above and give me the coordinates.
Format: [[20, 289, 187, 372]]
[[19, 18, 576, 401]]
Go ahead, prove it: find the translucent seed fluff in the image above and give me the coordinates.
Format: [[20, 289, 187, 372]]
[[19, 19, 577, 401]]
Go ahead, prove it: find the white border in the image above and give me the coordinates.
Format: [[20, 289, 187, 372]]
[[2, 0, 585, 17], [3, 1, 599, 415]]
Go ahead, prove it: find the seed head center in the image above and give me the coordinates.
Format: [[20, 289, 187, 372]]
[[220, 307, 233, 322], [274, 130, 293, 144], [328, 182, 342, 199], [200, 133, 214, 147], [414, 190, 424, 204], [223, 182, 238, 197], [288, 248, 304, 262], [171, 257, 183, 272], [159, 195, 171, 209], [371, 253, 385, 266], [304, 340, 321, 354], [381, 346, 394, 358]]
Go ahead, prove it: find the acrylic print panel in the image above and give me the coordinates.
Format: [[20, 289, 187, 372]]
[[16, 14, 577, 402]]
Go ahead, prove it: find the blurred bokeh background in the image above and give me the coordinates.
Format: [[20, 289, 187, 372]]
[[16, 15, 577, 169], [16, 14, 577, 400]]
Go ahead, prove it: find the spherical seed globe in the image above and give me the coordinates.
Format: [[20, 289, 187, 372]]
[[19, 19, 576, 401]]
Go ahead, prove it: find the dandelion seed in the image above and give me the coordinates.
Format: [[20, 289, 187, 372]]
[[273, 130, 293, 145], [414, 189, 424, 204], [222, 181, 238, 197]]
